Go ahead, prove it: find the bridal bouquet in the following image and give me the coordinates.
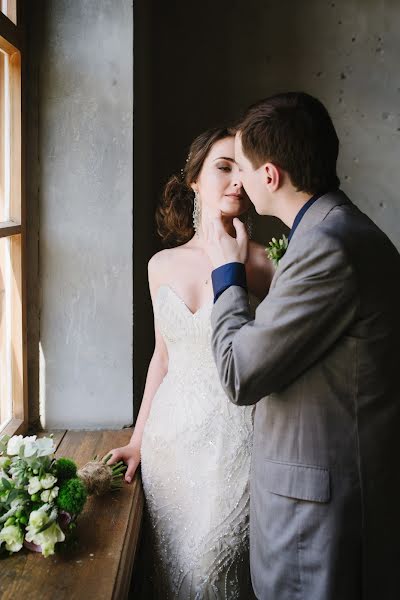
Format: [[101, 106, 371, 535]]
[[0, 434, 126, 558]]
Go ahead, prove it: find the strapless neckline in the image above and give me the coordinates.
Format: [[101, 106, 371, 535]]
[[156, 284, 213, 317]]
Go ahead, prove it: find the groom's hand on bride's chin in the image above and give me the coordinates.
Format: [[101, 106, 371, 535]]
[[205, 215, 248, 269], [232, 218, 249, 262]]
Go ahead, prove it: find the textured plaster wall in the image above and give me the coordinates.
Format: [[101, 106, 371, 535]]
[[134, 0, 400, 407], [141, 0, 400, 248], [35, 0, 133, 429]]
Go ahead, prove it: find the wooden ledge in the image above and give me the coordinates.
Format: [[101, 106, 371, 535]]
[[0, 429, 144, 600]]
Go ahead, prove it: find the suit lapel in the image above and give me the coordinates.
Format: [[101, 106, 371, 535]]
[[290, 190, 351, 242], [269, 190, 352, 290]]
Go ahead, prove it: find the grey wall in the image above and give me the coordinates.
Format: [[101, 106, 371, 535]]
[[134, 0, 400, 407], [30, 0, 133, 429]]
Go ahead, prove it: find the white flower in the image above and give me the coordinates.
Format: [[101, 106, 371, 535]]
[[40, 486, 59, 503], [23, 435, 38, 457], [6, 435, 25, 456], [25, 521, 65, 557], [0, 524, 24, 552], [6, 435, 54, 459], [27, 507, 50, 530], [40, 474, 57, 490], [27, 476, 42, 495], [35, 437, 55, 457], [0, 456, 11, 470]]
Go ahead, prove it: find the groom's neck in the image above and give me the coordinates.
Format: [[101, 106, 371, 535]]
[[273, 189, 316, 229]]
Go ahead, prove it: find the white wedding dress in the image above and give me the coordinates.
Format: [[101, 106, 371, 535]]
[[141, 284, 255, 599]]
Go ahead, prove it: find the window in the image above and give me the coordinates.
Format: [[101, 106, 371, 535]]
[[0, 3, 27, 435], [1, 1, 16, 25]]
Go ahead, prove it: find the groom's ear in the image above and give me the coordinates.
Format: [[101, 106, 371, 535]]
[[264, 162, 281, 192]]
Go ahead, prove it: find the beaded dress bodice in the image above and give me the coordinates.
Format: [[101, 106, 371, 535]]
[[140, 285, 255, 599]]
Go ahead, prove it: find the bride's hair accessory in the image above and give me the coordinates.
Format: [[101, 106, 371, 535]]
[[192, 191, 201, 235], [181, 152, 192, 181]]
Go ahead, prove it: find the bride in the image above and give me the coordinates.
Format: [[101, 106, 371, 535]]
[[107, 127, 273, 598]]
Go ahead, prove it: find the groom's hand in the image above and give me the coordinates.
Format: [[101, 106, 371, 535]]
[[205, 214, 249, 269]]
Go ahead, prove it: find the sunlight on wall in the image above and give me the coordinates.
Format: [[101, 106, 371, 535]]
[[39, 341, 46, 430]]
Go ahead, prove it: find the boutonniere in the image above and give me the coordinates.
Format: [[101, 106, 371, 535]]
[[265, 234, 288, 267]]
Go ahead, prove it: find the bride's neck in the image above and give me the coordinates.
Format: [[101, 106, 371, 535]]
[[195, 216, 236, 245]]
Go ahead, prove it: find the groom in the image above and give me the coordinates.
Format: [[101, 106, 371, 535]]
[[206, 92, 400, 600]]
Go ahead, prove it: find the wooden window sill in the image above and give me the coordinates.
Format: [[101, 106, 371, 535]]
[[0, 429, 144, 600]]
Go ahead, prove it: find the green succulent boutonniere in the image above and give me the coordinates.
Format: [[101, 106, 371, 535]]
[[265, 234, 289, 267]]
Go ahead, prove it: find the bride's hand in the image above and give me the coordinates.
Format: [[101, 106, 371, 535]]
[[104, 443, 140, 484]]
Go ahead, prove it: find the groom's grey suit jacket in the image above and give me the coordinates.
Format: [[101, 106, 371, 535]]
[[211, 191, 400, 600]]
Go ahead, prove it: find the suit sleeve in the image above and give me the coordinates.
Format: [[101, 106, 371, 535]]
[[210, 231, 358, 406]]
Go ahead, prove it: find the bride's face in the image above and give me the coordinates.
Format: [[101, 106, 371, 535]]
[[192, 137, 251, 218]]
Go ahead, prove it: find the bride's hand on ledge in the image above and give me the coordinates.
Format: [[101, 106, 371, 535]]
[[104, 444, 140, 484]]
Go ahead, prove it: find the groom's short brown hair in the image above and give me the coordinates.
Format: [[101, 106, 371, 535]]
[[237, 92, 340, 194]]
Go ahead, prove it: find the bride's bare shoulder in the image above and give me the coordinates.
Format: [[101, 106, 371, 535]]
[[149, 246, 187, 269], [148, 245, 189, 286]]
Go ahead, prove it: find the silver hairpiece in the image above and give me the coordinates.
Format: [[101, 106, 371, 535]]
[[180, 152, 192, 181]]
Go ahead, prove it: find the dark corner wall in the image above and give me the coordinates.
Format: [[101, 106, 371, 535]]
[[134, 0, 288, 412], [25, 1, 42, 429]]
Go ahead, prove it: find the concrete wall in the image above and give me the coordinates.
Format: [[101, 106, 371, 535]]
[[138, 0, 400, 247], [30, 0, 133, 429], [134, 0, 400, 405]]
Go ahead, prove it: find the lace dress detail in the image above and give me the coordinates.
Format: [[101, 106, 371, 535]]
[[141, 285, 255, 599]]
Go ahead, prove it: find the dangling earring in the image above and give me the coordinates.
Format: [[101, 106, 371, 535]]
[[245, 211, 253, 239], [193, 191, 201, 235]]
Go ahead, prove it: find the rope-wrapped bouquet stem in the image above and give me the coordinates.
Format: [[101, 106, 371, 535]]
[[78, 454, 126, 495]]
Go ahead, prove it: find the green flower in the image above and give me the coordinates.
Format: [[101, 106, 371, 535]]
[[265, 234, 288, 267], [57, 478, 87, 515], [0, 475, 15, 505], [0, 457, 11, 470], [54, 458, 77, 481], [0, 434, 11, 454], [0, 524, 24, 553]]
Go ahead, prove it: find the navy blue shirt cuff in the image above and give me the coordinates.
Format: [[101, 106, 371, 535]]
[[211, 262, 247, 303]]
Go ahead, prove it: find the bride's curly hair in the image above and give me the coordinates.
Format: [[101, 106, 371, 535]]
[[156, 127, 234, 246]]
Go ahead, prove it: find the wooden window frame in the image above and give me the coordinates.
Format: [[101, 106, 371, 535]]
[[0, 2, 27, 437]]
